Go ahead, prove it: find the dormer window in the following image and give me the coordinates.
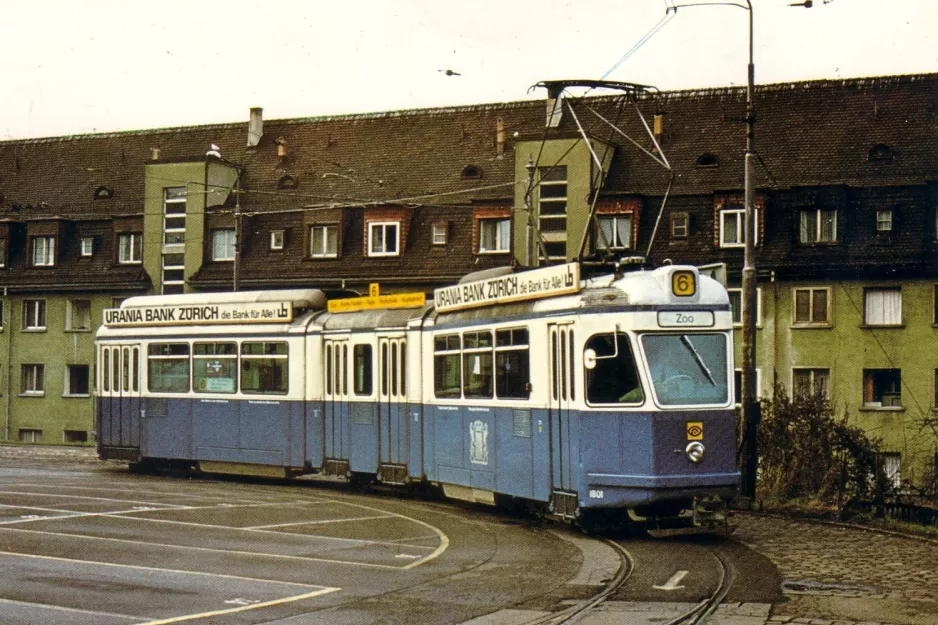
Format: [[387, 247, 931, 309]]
[[461, 165, 482, 179], [868, 144, 893, 162], [696, 153, 719, 168], [94, 186, 113, 200], [277, 175, 298, 190], [80, 237, 94, 257], [31, 236, 55, 267], [876, 209, 893, 232]]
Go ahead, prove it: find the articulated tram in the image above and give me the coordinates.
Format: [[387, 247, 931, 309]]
[[95, 263, 740, 531]]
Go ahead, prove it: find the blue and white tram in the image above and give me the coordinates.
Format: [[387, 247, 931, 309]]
[[95, 264, 740, 530]]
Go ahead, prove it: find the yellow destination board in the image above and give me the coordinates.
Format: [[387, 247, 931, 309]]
[[327, 292, 426, 313]]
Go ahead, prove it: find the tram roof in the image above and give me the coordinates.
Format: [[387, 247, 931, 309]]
[[118, 289, 327, 310]]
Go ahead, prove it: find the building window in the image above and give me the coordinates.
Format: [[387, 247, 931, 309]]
[[31, 236, 55, 266], [64, 364, 90, 396], [876, 452, 902, 491], [368, 222, 400, 257], [799, 208, 837, 243], [719, 208, 757, 248], [864, 287, 902, 326], [64, 430, 89, 444], [212, 229, 236, 261], [80, 237, 94, 257], [539, 166, 567, 258], [793, 368, 830, 399], [162, 253, 185, 295], [432, 222, 448, 246], [597, 214, 632, 250], [270, 230, 284, 251], [118, 233, 142, 264], [793, 287, 830, 325], [733, 368, 762, 406], [670, 212, 689, 240], [478, 218, 510, 253], [727, 288, 762, 327], [0, 299, 4, 329], [67, 299, 92, 331], [0, 238, 6, 267], [23, 300, 46, 330], [309, 224, 338, 258], [163, 186, 187, 246], [21, 364, 44, 395], [876, 209, 893, 232], [863, 368, 901, 408], [18, 429, 42, 443]]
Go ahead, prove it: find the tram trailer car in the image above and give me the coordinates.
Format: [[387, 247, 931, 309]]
[[96, 264, 740, 531]]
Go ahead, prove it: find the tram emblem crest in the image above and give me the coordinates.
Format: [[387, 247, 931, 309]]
[[469, 420, 489, 465]]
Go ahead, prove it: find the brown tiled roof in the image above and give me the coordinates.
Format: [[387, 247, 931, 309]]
[[0, 72, 936, 289]]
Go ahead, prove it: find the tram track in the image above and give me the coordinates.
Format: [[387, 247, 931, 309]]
[[521, 533, 736, 625]]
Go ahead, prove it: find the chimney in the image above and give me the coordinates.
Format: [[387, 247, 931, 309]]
[[496, 118, 505, 158], [151, 147, 160, 161], [248, 107, 263, 147], [653, 113, 665, 148], [546, 95, 563, 128]]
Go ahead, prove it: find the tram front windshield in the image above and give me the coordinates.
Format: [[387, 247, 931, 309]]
[[641, 333, 729, 406]]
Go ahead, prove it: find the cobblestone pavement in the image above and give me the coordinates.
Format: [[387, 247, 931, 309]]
[[2, 445, 936, 625], [732, 513, 938, 625]]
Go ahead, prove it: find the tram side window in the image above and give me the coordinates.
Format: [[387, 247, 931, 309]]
[[585, 332, 643, 405], [148, 343, 191, 393], [463, 331, 493, 398], [241, 342, 288, 394], [495, 328, 530, 399], [193, 342, 237, 393], [353, 344, 373, 396], [102, 348, 110, 392], [434, 334, 461, 398]]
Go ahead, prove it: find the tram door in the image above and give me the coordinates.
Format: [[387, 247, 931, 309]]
[[378, 336, 407, 479], [323, 338, 350, 466], [98, 344, 142, 451], [547, 323, 576, 510]]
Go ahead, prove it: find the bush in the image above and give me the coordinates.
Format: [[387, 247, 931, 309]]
[[757, 384, 880, 506]]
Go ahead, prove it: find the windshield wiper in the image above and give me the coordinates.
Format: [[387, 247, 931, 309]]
[[680, 335, 716, 386]]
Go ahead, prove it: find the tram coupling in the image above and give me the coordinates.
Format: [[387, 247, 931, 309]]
[[646, 497, 733, 538]]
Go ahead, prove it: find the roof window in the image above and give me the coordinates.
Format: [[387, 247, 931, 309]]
[[94, 186, 113, 199], [868, 144, 894, 162], [277, 175, 299, 190], [695, 153, 719, 168], [461, 165, 482, 179]]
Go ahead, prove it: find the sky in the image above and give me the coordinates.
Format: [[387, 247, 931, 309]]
[[1, 0, 936, 140]]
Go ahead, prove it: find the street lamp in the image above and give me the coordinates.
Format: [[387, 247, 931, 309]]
[[667, 0, 758, 501], [668, 0, 816, 502]]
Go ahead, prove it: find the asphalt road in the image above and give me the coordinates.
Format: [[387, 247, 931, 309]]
[[0, 451, 811, 625]]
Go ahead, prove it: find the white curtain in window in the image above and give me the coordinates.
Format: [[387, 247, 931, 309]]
[[865, 289, 901, 325]]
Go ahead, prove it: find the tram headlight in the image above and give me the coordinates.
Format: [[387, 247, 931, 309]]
[[685, 441, 706, 463]]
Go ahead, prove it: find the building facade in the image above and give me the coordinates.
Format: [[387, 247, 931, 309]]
[[1, 74, 936, 491]]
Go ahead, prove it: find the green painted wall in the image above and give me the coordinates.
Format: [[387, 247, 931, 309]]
[[1, 294, 126, 444], [143, 162, 208, 293], [512, 139, 612, 264], [753, 278, 938, 485]]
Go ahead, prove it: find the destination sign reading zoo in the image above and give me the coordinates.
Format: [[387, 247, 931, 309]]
[[433, 263, 580, 313], [103, 301, 293, 327]]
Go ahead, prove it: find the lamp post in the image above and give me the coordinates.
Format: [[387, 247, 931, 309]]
[[669, 0, 816, 502], [666, 0, 757, 501]]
